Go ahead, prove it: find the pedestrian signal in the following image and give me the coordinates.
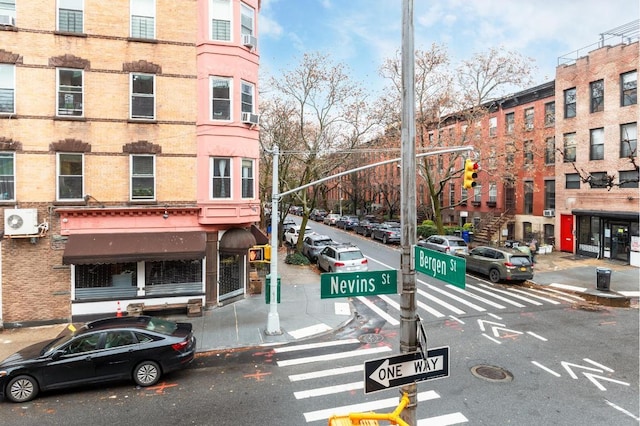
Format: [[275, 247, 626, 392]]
[[248, 246, 264, 262], [463, 159, 479, 189]]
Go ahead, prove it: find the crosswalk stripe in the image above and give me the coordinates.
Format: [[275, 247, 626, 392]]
[[417, 412, 469, 425], [464, 283, 526, 307], [422, 281, 487, 311], [289, 365, 363, 382], [417, 287, 466, 315], [357, 296, 400, 325], [380, 294, 446, 318], [274, 338, 360, 353], [444, 284, 507, 309], [277, 346, 392, 367], [477, 284, 543, 305], [509, 288, 561, 304], [526, 287, 580, 303], [303, 390, 440, 422], [294, 380, 362, 399]]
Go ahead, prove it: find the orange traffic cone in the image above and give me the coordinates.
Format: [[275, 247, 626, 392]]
[[116, 301, 123, 317]]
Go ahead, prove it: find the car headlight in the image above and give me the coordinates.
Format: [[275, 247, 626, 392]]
[[0, 370, 8, 378]]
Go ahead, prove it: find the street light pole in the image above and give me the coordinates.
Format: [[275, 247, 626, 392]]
[[266, 144, 282, 335], [400, 0, 417, 424]]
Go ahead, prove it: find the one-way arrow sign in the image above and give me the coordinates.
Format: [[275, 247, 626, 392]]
[[364, 346, 450, 394]]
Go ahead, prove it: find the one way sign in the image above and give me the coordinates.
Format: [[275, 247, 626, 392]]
[[364, 346, 450, 394]]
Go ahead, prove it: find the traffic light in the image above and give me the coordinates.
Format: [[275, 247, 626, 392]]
[[248, 246, 264, 262], [463, 159, 479, 189], [263, 245, 271, 261]]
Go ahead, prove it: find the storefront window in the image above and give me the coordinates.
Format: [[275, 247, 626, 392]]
[[145, 259, 203, 295], [577, 216, 600, 257], [74, 263, 138, 300]]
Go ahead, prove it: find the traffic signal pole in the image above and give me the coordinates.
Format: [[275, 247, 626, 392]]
[[266, 144, 282, 335], [399, 0, 417, 423]]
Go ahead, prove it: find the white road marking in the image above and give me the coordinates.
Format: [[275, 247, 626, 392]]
[[478, 284, 543, 305], [422, 281, 486, 311], [532, 361, 561, 377], [274, 338, 360, 353], [584, 358, 614, 372], [277, 346, 392, 367], [417, 412, 469, 425], [509, 288, 561, 304], [289, 365, 363, 382], [417, 287, 466, 315], [526, 331, 548, 341], [465, 283, 526, 307], [334, 302, 351, 315], [619, 291, 640, 297], [448, 315, 465, 324], [357, 296, 400, 325], [549, 283, 587, 292], [288, 323, 333, 339], [294, 381, 362, 399], [605, 399, 640, 421], [481, 333, 502, 344], [533, 287, 584, 301], [382, 293, 446, 318], [303, 390, 440, 422], [445, 284, 507, 309]]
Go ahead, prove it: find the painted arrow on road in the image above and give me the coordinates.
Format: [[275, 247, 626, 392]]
[[477, 319, 524, 338]]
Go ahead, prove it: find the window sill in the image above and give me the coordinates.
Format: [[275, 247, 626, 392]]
[[128, 119, 157, 124], [52, 200, 87, 206], [471, 201, 481, 207], [486, 201, 497, 207], [127, 37, 158, 44], [0, 113, 17, 118], [0, 25, 17, 32], [54, 31, 87, 38], [127, 200, 158, 206], [54, 116, 86, 122]]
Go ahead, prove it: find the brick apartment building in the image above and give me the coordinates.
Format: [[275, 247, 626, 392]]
[[555, 40, 638, 265], [0, 0, 262, 327]]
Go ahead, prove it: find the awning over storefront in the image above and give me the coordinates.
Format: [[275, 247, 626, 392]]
[[572, 210, 640, 221], [219, 227, 256, 253], [63, 232, 206, 265], [250, 224, 269, 245]]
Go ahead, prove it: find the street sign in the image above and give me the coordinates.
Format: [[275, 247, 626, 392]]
[[414, 245, 466, 288], [320, 270, 398, 299], [364, 346, 450, 394]]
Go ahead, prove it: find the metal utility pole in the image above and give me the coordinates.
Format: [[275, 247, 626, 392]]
[[400, 0, 417, 424], [266, 144, 282, 335]]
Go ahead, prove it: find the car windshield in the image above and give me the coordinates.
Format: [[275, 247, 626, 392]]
[[450, 240, 467, 247], [42, 323, 87, 354], [339, 250, 364, 261], [510, 256, 532, 266]]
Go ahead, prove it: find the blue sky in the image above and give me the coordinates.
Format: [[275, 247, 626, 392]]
[[259, 0, 639, 95]]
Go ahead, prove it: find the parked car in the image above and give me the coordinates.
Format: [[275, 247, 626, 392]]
[[0, 316, 196, 403], [317, 244, 369, 273], [354, 219, 379, 237], [417, 235, 469, 255], [289, 206, 303, 215], [459, 246, 534, 283], [371, 222, 401, 244], [336, 215, 360, 230], [323, 213, 341, 226], [283, 225, 316, 246], [302, 234, 339, 263], [309, 209, 327, 222]]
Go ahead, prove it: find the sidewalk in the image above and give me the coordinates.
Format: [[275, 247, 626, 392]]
[[1, 249, 638, 361]]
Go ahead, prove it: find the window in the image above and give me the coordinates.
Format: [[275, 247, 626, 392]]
[[620, 170, 638, 188], [211, 157, 231, 198], [488, 117, 497, 137], [488, 183, 497, 203], [240, 3, 255, 37], [590, 80, 604, 113], [589, 128, 604, 160], [211, 77, 231, 120], [589, 172, 608, 189], [620, 122, 637, 158], [0, 64, 14, 114], [0, 0, 16, 22], [211, 0, 231, 41], [57, 68, 83, 116], [473, 185, 482, 203], [544, 180, 555, 210], [545, 137, 555, 164], [619, 170, 639, 188], [524, 181, 533, 215], [565, 173, 580, 189], [564, 88, 576, 118], [131, 73, 155, 119], [449, 183, 455, 205], [241, 159, 253, 198], [130, 0, 155, 39], [241, 81, 254, 114], [505, 112, 514, 134], [58, 0, 83, 33], [544, 101, 555, 126], [524, 107, 534, 130], [563, 132, 576, 162], [621, 71, 637, 106], [131, 155, 155, 200], [523, 140, 533, 165], [0, 152, 14, 200], [57, 153, 83, 200]]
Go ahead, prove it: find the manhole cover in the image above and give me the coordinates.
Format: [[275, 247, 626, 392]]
[[471, 365, 513, 382], [358, 333, 384, 344]]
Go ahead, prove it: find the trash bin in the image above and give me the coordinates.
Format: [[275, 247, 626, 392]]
[[596, 267, 611, 291], [265, 274, 281, 303], [461, 230, 470, 243]]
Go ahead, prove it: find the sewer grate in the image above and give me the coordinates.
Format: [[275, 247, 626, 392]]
[[471, 365, 513, 382], [358, 333, 384, 344]]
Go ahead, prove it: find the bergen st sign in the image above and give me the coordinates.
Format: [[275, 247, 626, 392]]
[[414, 245, 466, 289], [320, 270, 398, 299], [364, 346, 450, 394]]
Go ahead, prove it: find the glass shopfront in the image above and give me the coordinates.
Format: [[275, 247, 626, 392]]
[[574, 210, 639, 263]]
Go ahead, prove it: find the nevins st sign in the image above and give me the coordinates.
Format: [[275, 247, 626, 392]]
[[364, 346, 450, 394], [414, 245, 466, 288], [320, 270, 398, 299]]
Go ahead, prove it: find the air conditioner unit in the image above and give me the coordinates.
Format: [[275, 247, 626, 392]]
[[241, 112, 259, 125], [4, 208, 39, 236], [0, 15, 15, 26], [242, 34, 257, 49], [543, 209, 555, 217]]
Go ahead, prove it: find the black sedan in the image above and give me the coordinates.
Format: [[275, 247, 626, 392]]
[[0, 316, 196, 402]]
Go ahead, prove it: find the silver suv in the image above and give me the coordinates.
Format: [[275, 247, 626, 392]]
[[417, 235, 468, 255], [302, 234, 338, 263], [317, 244, 368, 273]]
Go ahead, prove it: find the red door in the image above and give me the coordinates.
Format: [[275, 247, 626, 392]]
[[560, 214, 574, 253]]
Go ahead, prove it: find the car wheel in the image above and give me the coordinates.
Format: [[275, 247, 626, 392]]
[[134, 360, 161, 387], [383, 235, 388, 244], [6, 375, 39, 403], [489, 269, 501, 283]]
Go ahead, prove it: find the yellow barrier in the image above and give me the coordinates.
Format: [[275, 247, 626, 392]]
[[328, 393, 410, 426]]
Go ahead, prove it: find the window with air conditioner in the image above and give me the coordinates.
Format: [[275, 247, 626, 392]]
[[241, 3, 256, 48], [0, 64, 15, 114], [0, 0, 16, 26]]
